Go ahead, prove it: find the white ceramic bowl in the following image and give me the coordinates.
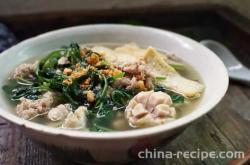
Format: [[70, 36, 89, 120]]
[[0, 24, 228, 162]]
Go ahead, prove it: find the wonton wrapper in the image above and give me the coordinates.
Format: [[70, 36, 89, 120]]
[[62, 106, 88, 129], [92, 43, 144, 67], [143, 47, 204, 98]]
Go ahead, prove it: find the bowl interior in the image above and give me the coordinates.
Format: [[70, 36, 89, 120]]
[[0, 24, 228, 138]]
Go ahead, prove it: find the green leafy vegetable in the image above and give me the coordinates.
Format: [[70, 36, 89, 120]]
[[169, 92, 185, 104], [66, 43, 81, 64], [112, 72, 125, 80], [42, 50, 63, 69], [111, 88, 132, 106], [16, 76, 34, 85], [2, 81, 46, 101], [94, 74, 109, 106], [155, 76, 167, 81], [100, 60, 109, 66], [169, 62, 184, 70], [89, 97, 115, 132], [154, 85, 185, 104]]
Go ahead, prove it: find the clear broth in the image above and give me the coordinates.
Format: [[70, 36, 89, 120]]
[[4, 43, 204, 131]]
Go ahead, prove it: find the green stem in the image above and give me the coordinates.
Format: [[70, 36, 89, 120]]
[[16, 76, 33, 85], [95, 75, 108, 106]]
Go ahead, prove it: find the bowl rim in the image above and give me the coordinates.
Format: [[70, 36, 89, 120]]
[[0, 24, 229, 140]]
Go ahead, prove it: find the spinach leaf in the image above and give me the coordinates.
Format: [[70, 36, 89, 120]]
[[94, 74, 109, 106], [42, 50, 64, 70], [111, 88, 132, 106], [36, 50, 65, 83], [112, 72, 125, 80], [169, 93, 185, 104], [154, 85, 185, 104], [3, 85, 44, 101], [89, 103, 114, 132], [87, 74, 117, 132], [90, 124, 113, 132], [62, 86, 80, 109], [47, 74, 65, 90], [66, 43, 81, 64]]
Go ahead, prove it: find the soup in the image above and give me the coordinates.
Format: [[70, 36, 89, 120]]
[[2, 43, 204, 132]]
